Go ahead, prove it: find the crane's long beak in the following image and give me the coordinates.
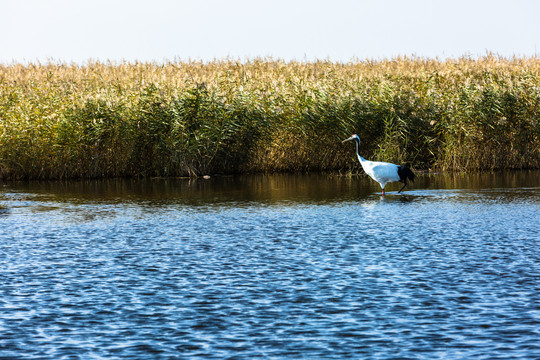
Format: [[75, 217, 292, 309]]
[[342, 136, 353, 143]]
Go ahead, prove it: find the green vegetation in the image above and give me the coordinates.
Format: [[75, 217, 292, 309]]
[[1, 56, 539, 179]]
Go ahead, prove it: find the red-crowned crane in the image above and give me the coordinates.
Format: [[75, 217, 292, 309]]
[[342, 134, 415, 195]]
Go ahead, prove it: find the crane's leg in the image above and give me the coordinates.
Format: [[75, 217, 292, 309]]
[[398, 181, 407, 193]]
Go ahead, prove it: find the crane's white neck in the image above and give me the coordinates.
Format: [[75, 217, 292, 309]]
[[353, 139, 367, 162]]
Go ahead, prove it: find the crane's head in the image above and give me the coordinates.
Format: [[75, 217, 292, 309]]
[[342, 134, 360, 144]]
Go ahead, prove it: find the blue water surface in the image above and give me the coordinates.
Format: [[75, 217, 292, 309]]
[[1, 173, 539, 359]]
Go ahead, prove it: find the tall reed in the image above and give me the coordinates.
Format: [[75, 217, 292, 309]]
[[1, 56, 539, 179]]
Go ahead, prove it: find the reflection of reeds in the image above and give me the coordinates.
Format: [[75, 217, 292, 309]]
[[1, 56, 539, 179]]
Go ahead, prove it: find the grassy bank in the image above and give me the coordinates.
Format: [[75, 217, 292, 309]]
[[1, 56, 539, 179]]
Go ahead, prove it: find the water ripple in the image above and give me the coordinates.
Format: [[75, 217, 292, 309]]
[[1, 174, 539, 359]]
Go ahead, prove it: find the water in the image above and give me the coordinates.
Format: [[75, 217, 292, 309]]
[[1, 172, 539, 359]]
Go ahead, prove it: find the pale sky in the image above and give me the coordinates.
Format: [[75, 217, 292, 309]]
[[2, 0, 540, 64]]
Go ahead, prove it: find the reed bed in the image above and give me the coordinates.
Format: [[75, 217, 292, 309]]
[[1, 56, 539, 179]]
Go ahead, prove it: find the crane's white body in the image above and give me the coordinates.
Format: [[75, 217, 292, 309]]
[[356, 154, 401, 190]]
